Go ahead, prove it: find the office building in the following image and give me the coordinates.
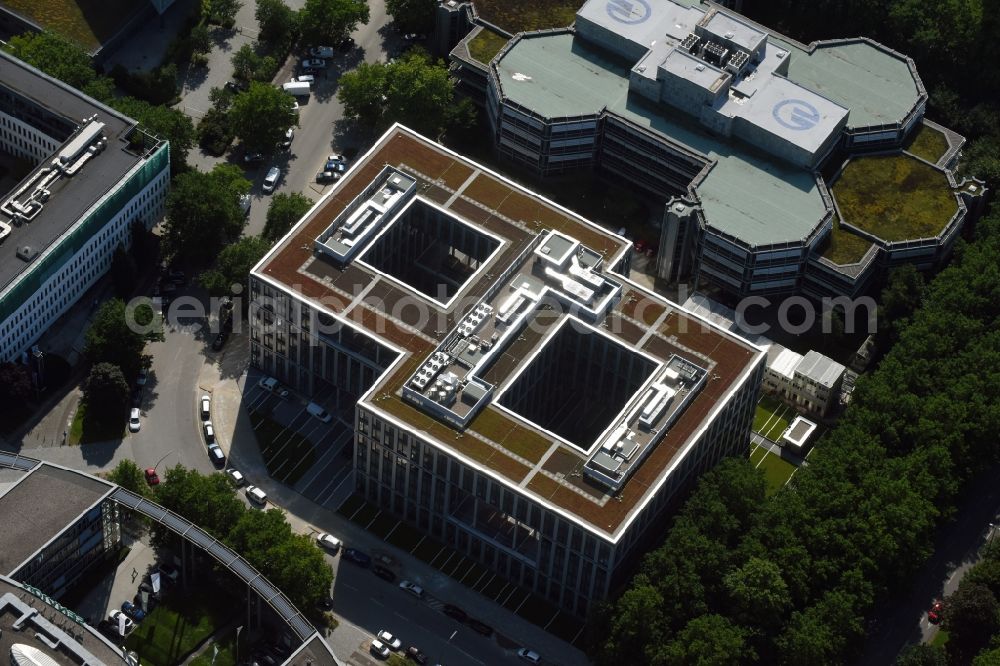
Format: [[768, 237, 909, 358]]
[[448, 0, 986, 299], [250, 125, 765, 615], [0, 50, 170, 363]]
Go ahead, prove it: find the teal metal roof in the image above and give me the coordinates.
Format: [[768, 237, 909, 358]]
[[777, 38, 921, 127], [496, 34, 828, 246]]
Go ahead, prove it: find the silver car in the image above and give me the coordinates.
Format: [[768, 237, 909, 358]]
[[262, 166, 280, 194]]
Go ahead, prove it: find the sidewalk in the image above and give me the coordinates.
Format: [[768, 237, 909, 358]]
[[211, 367, 588, 666]]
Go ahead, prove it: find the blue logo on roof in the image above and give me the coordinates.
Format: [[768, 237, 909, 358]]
[[606, 0, 652, 25], [772, 99, 821, 131]]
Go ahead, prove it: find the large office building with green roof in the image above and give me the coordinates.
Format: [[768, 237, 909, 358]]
[[0, 50, 169, 363], [449, 0, 986, 298]]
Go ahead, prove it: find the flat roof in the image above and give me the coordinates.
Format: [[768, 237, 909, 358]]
[[495, 33, 828, 246], [1, 577, 121, 666], [796, 349, 845, 388], [780, 38, 922, 128], [254, 126, 763, 539], [0, 50, 142, 293], [0, 463, 113, 575]]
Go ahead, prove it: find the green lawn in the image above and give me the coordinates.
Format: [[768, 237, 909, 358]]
[[832, 154, 958, 242], [757, 451, 798, 496], [249, 412, 315, 485], [468, 28, 508, 64], [68, 400, 125, 445], [753, 395, 791, 440], [932, 629, 950, 647], [906, 124, 949, 164], [125, 590, 236, 666], [187, 631, 251, 666]]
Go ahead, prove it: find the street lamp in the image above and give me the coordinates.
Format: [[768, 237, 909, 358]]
[[152, 450, 176, 473], [236, 626, 243, 665]]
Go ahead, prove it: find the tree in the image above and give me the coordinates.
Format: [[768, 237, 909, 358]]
[[110, 97, 196, 174], [774, 589, 864, 666], [4, 32, 113, 102], [229, 82, 298, 154], [944, 581, 1000, 664], [257, 0, 300, 48], [385, 0, 435, 32], [0, 362, 33, 402], [877, 264, 925, 350], [84, 299, 162, 379], [163, 164, 250, 265], [268, 533, 334, 612], [656, 614, 749, 666], [191, 23, 213, 55], [82, 363, 130, 426], [199, 236, 271, 297], [337, 51, 474, 137], [130, 220, 156, 267], [896, 644, 947, 666], [204, 0, 243, 27], [231, 44, 279, 84], [107, 459, 153, 498], [153, 466, 246, 540], [299, 0, 369, 46], [197, 107, 235, 155], [227, 507, 294, 560], [972, 647, 1000, 666], [723, 556, 791, 628], [110, 244, 138, 298], [263, 192, 313, 242]]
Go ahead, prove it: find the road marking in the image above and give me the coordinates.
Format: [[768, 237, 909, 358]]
[[449, 630, 457, 640], [411, 535, 425, 555], [394, 611, 407, 620], [384, 521, 401, 541], [371, 598, 384, 607]]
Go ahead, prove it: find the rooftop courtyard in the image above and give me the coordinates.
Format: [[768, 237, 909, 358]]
[[468, 27, 508, 65], [1, 0, 145, 52], [831, 153, 960, 243], [470, 0, 580, 33]]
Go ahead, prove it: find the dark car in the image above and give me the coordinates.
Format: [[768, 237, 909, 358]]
[[317, 596, 334, 611], [336, 36, 354, 51], [168, 269, 186, 284], [121, 600, 146, 622], [342, 548, 372, 567], [316, 170, 340, 184], [467, 618, 494, 637], [212, 330, 229, 351], [406, 646, 429, 664], [131, 387, 143, 407], [138, 580, 161, 601], [372, 564, 396, 582], [442, 604, 467, 622]]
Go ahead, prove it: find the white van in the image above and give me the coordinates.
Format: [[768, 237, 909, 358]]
[[258, 376, 289, 398], [281, 81, 311, 97], [245, 485, 268, 505], [306, 402, 332, 423]]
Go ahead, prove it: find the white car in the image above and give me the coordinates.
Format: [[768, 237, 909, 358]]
[[316, 533, 342, 552], [203, 421, 215, 444], [517, 648, 542, 664], [262, 166, 280, 193], [246, 485, 268, 505], [398, 580, 423, 598], [226, 468, 246, 487], [370, 639, 390, 659], [295, 74, 315, 84], [109, 610, 135, 635], [128, 408, 141, 433], [200, 394, 211, 421], [376, 630, 402, 651], [280, 127, 294, 148]]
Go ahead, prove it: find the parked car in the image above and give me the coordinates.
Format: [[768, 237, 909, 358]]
[[307, 402, 332, 423], [168, 270, 186, 284], [295, 74, 315, 84], [246, 485, 268, 505], [208, 443, 226, 467], [226, 468, 246, 487], [442, 604, 467, 622], [258, 376, 290, 398], [324, 154, 348, 172], [262, 166, 280, 194], [403, 33, 427, 41], [225, 80, 244, 93], [212, 330, 229, 351], [240, 193, 252, 217], [200, 394, 211, 421], [136, 367, 148, 386], [372, 564, 396, 582], [203, 421, 215, 444], [279, 127, 294, 149], [517, 648, 541, 664], [316, 170, 340, 184], [121, 600, 146, 622], [336, 36, 354, 51], [300, 58, 327, 70], [108, 610, 135, 635], [928, 600, 944, 624], [317, 533, 342, 552], [467, 618, 494, 637], [128, 408, 141, 433], [376, 630, 402, 651], [138, 580, 161, 600], [309, 46, 334, 58], [144, 468, 160, 485], [244, 151, 264, 164], [157, 562, 180, 583], [131, 387, 142, 407], [406, 646, 429, 664], [370, 639, 390, 659], [399, 580, 424, 598], [342, 548, 372, 567]]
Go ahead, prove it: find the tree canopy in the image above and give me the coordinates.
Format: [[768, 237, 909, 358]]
[[0, 362, 33, 403], [4, 32, 113, 102], [84, 298, 162, 379], [299, 0, 370, 46], [263, 192, 313, 242], [110, 96, 195, 174], [229, 82, 298, 154], [199, 236, 271, 297], [108, 459, 154, 499], [257, 0, 300, 49], [163, 164, 251, 265], [385, 0, 435, 32], [82, 362, 130, 426], [337, 50, 474, 138]]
